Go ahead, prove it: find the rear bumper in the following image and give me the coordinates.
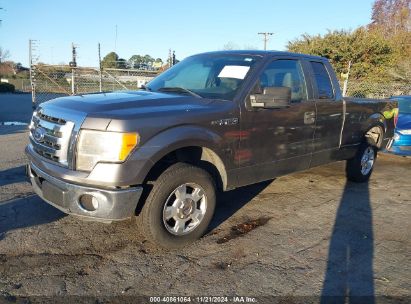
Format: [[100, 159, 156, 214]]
[[27, 162, 143, 222]]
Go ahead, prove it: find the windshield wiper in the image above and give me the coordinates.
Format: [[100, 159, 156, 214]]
[[157, 87, 202, 98]]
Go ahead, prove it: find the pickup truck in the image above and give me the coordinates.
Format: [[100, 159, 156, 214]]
[[26, 51, 398, 248]]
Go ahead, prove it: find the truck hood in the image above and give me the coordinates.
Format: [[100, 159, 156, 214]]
[[42, 91, 214, 116], [39, 90, 235, 132]]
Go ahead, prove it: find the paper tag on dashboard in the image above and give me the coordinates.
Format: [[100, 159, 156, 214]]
[[218, 66, 250, 79]]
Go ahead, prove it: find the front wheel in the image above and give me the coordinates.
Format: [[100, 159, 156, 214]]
[[139, 163, 216, 248], [346, 143, 377, 183]]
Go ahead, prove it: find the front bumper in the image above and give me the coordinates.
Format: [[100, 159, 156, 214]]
[[27, 162, 143, 221]]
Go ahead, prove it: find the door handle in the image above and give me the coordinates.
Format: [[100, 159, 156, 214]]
[[304, 111, 316, 124]]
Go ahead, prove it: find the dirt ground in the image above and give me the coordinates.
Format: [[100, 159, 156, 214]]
[[0, 126, 410, 303]]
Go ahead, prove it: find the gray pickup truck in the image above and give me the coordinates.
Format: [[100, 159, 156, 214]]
[[26, 51, 398, 248]]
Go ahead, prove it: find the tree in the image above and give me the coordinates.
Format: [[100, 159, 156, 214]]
[[287, 28, 395, 81], [117, 58, 127, 69], [143, 54, 154, 63], [243, 44, 259, 50], [389, 59, 411, 84], [101, 52, 119, 68], [129, 54, 143, 67], [370, 0, 411, 35], [0, 47, 10, 64], [221, 42, 259, 50], [222, 42, 240, 50], [369, 0, 411, 81], [287, 1, 410, 83], [129, 54, 155, 68]]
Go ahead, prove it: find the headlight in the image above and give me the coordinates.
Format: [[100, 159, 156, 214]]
[[398, 129, 411, 135], [76, 130, 139, 171]]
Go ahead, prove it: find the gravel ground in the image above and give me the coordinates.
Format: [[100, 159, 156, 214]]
[[0, 126, 410, 303]]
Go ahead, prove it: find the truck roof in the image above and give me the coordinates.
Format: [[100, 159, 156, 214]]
[[196, 50, 327, 61]]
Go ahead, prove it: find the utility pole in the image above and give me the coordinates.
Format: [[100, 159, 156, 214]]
[[29, 39, 38, 108], [258, 32, 274, 50], [98, 43, 103, 92], [69, 43, 77, 95], [342, 61, 352, 97]]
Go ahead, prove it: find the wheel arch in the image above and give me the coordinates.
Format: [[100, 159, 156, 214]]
[[134, 145, 228, 216], [144, 145, 228, 191], [363, 113, 386, 149]]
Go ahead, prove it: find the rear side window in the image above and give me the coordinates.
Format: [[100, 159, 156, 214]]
[[310, 61, 334, 99]]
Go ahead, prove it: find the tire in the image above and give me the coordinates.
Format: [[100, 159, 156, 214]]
[[346, 143, 377, 183], [139, 163, 216, 248]]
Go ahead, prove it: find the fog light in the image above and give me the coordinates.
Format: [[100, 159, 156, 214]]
[[79, 194, 99, 211]]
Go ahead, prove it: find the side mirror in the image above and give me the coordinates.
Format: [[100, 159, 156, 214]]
[[250, 87, 291, 109]]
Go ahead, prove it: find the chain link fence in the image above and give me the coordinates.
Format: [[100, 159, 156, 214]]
[[7, 79, 31, 92], [342, 81, 411, 98], [31, 64, 158, 105], [30, 64, 411, 106]]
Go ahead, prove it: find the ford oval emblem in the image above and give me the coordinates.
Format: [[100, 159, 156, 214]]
[[33, 127, 46, 142]]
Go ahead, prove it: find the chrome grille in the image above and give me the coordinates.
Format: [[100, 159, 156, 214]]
[[29, 110, 75, 167], [37, 111, 67, 125]]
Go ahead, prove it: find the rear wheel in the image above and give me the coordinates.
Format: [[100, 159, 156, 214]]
[[139, 163, 216, 248], [346, 143, 377, 183]]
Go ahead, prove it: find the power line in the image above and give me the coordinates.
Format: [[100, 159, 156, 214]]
[[258, 32, 274, 50]]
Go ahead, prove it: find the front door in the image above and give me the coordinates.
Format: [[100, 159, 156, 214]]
[[237, 58, 316, 186]]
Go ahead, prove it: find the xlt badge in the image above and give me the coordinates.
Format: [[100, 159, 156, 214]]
[[211, 118, 239, 126]]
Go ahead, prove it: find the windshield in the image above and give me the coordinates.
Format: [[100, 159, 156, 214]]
[[397, 98, 411, 114], [146, 54, 261, 100]]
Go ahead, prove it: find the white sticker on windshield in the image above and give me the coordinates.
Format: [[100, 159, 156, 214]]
[[218, 65, 250, 79]]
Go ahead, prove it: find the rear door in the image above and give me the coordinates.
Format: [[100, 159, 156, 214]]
[[308, 60, 344, 166]]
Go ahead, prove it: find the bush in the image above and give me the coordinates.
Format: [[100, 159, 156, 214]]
[[0, 82, 15, 93]]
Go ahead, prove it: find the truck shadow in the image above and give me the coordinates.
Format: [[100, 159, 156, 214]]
[[0, 196, 65, 241], [208, 180, 273, 232], [0, 165, 27, 187], [321, 181, 375, 304]]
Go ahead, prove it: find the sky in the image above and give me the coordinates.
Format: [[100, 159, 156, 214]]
[[0, 0, 376, 67]]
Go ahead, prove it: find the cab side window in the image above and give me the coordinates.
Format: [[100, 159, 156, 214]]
[[259, 59, 307, 103], [310, 61, 334, 99]]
